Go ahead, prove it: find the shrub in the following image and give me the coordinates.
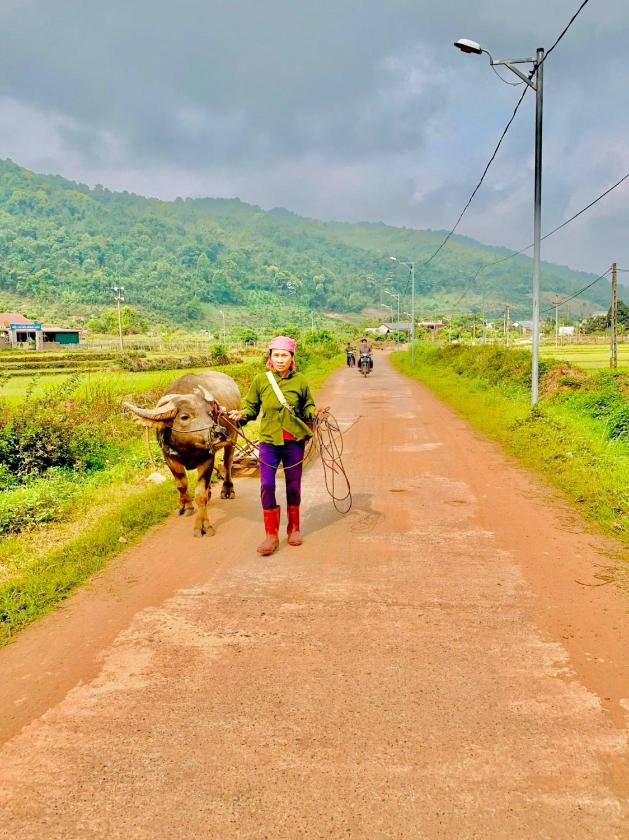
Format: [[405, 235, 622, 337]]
[[0, 471, 76, 534]]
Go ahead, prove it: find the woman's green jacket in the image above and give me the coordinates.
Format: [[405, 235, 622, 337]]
[[240, 370, 316, 445]]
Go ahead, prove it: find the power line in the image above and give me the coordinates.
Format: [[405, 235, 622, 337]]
[[422, 0, 593, 272], [541, 267, 611, 313], [491, 64, 524, 86], [397, 0, 594, 303], [456, 169, 629, 289], [418, 87, 529, 272], [540, 0, 592, 66]]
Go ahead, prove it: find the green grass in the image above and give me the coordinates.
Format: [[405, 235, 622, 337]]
[[0, 479, 176, 644], [392, 346, 628, 545], [0, 367, 225, 402], [0, 354, 343, 644], [539, 342, 629, 370]]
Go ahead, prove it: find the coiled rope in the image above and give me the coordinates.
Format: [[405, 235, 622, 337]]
[[221, 409, 353, 514]]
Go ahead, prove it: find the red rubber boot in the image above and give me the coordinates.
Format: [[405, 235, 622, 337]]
[[286, 505, 303, 546], [257, 507, 280, 555]]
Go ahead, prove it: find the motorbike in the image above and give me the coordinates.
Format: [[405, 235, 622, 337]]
[[346, 351, 356, 368], [358, 353, 371, 377]]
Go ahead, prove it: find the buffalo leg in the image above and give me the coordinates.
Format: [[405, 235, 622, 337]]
[[164, 454, 194, 516], [220, 443, 236, 499], [194, 456, 216, 537]]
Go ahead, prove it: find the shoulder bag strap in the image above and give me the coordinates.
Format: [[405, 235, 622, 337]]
[[266, 370, 295, 414]]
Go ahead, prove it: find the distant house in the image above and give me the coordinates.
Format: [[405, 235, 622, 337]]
[[366, 321, 444, 336], [513, 320, 534, 333], [381, 322, 412, 334], [558, 325, 575, 337], [0, 312, 80, 349], [417, 320, 446, 331]]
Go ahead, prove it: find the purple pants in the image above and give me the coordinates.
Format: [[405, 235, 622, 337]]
[[259, 440, 306, 510]]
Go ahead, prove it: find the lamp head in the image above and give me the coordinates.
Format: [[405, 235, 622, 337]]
[[454, 38, 483, 55], [388, 256, 398, 262]]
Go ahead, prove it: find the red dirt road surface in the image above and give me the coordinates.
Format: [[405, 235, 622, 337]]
[[0, 357, 627, 838]]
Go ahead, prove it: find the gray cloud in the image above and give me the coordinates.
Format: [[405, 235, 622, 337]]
[[0, 0, 627, 274]]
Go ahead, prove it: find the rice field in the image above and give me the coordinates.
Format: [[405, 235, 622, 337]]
[[0, 368, 202, 403], [539, 342, 628, 370]]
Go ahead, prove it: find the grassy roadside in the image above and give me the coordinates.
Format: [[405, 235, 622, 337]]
[[0, 354, 343, 645], [392, 346, 628, 544]]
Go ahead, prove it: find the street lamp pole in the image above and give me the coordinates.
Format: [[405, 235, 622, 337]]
[[384, 288, 401, 349], [218, 310, 226, 345], [389, 257, 416, 364], [454, 38, 544, 405], [113, 285, 125, 352]]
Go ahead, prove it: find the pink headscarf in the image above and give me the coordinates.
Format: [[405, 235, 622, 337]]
[[267, 335, 297, 369]]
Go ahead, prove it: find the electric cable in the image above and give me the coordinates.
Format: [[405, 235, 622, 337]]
[[418, 86, 529, 271], [538, 0, 592, 67], [453, 170, 629, 295], [541, 267, 611, 312], [414, 0, 592, 278], [491, 64, 525, 86]]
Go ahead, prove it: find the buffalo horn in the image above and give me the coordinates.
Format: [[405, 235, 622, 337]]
[[123, 400, 179, 422]]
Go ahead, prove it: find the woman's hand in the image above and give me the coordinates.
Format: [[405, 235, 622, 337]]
[[228, 410, 243, 424], [315, 407, 328, 421]]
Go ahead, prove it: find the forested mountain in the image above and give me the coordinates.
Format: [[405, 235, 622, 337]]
[[0, 158, 610, 327]]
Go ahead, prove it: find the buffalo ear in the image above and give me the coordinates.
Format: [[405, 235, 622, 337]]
[[194, 386, 220, 414]]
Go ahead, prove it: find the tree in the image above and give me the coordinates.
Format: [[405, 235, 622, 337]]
[[87, 306, 148, 335], [609, 299, 629, 326]]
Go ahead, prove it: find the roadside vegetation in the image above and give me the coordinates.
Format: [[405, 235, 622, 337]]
[[393, 344, 628, 544], [0, 331, 342, 644]]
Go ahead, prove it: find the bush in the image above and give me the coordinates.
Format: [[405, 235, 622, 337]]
[[0, 471, 76, 534], [411, 344, 629, 444]]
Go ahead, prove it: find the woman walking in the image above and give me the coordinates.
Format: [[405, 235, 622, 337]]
[[229, 336, 323, 556]]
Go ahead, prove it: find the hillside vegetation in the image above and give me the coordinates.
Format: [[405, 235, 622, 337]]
[[0, 158, 610, 327]]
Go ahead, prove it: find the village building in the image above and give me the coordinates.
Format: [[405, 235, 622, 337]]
[[0, 312, 81, 349], [365, 320, 446, 336]]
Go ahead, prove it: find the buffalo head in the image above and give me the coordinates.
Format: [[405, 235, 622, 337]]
[[124, 386, 227, 454]]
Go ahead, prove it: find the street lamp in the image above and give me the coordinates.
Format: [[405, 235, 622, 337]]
[[454, 37, 544, 405], [384, 289, 400, 345], [113, 285, 125, 352], [389, 257, 416, 364]]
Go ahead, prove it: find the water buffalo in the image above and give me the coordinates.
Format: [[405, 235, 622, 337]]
[[124, 372, 241, 537]]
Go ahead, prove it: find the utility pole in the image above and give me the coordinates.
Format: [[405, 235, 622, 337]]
[[388, 257, 415, 363], [218, 310, 226, 345], [504, 304, 511, 347], [553, 297, 559, 347], [610, 262, 618, 369], [531, 47, 544, 404], [410, 262, 416, 365], [113, 285, 125, 352]]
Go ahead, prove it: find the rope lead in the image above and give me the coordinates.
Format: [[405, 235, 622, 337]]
[[223, 409, 353, 514]]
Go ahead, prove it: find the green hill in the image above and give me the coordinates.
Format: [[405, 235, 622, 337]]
[[0, 158, 611, 327]]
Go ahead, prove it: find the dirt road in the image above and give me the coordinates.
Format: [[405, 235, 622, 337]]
[[0, 356, 627, 838]]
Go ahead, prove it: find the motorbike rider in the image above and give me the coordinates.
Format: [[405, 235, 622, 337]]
[[345, 342, 356, 367], [357, 337, 373, 370]]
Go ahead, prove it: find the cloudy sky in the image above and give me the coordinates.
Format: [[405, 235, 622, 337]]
[[0, 0, 627, 274]]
